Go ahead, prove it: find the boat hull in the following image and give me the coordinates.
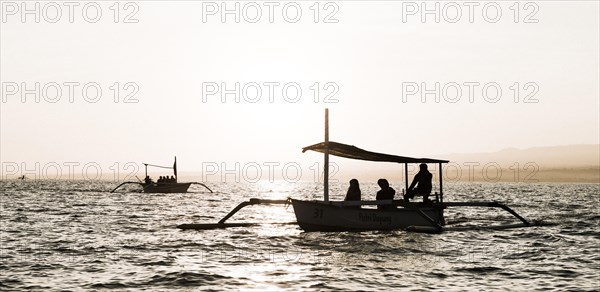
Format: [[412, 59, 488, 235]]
[[143, 182, 191, 193], [291, 199, 444, 232]]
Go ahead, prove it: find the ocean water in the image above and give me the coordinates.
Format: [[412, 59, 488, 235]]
[[0, 180, 598, 291]]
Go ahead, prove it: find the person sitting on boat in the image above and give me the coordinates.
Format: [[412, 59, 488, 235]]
[[170, 176, 176, 183], [376, 179, 396, 210], [158, 176, 163, 183], [144, 176, 153, 185], [344, 179, 361, 208], [405, 163, 433, 203]]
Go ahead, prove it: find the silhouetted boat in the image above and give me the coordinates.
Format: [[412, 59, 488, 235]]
[[110, 157, 212, 194], [290, 110, 447, 232], [141, 182, 193, 193], [178, 109, 538, 233]]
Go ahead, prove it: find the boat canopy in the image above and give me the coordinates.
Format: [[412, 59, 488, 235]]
[[302, 141, 449, 164]]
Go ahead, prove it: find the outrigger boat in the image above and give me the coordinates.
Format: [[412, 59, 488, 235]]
[[111, 157, 213, 193], [178, 109, 540, 232]]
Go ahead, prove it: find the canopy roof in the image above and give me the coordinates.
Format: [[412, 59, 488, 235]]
[[302, 141, 449, 164]]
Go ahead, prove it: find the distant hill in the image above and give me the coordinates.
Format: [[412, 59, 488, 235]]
[[320, 144, 599, 183]]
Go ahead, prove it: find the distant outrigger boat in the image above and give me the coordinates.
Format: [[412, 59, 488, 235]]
[[179, 109, 539, 232], [111, 157, 212, 193]]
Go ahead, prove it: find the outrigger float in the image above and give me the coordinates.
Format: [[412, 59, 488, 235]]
[[111, 157, 213, 193], [178, 109, 541, 233]]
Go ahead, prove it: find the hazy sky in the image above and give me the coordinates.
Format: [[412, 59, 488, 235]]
[[1, 1, 598, 178]]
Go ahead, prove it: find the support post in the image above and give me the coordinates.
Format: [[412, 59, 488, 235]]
[[404, 163, 409, 192], [324, 108, 329, 202], [438, 162, 443, 203]]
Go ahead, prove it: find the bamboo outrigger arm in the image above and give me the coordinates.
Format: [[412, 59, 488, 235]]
[[442, 201, 530, 226], [190, 182, 214, 193], [219, 198, 289, 223], [112, 181, 213, 193], [110, 182, 143, 193], [177, 198, 290, 230]]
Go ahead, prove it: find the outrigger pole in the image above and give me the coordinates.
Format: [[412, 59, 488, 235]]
[[110, 181, 144, 193], [176, 197, 537, 231], [177, 198, 292, 230]]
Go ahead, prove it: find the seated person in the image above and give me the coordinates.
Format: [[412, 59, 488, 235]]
[[405, 163, 433, 203], [344, 179, 361, 208], [170, 176, 176, 183], [144, 176, 153, 185], [376, 178, 395, 210]]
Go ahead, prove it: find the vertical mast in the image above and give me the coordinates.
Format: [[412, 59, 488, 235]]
[[324, 108, 329, 202], [174, 156, 178, 182]]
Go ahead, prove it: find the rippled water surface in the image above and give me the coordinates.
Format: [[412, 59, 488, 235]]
[[1, 180, 599, 291]]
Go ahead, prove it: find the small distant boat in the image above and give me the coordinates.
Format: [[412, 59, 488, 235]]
[[111, 157, 212, 193], [141, 181, 193, 193], [18, 175, 26, 180]]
